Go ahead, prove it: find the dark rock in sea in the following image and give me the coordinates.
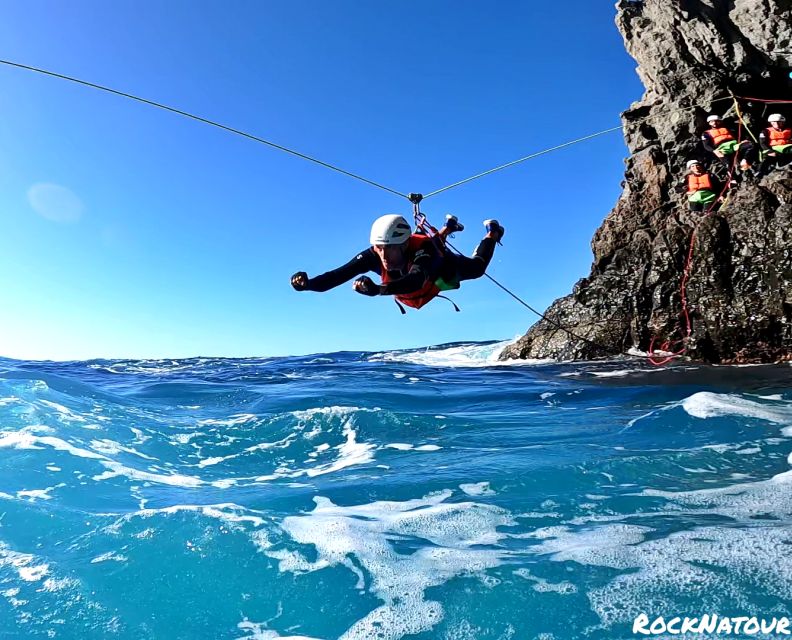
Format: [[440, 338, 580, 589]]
[[500, 0, 792, 363]]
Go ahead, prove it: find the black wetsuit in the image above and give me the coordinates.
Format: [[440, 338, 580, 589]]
[[301, 235, 498, 295], [759, 127, 792, 172], [700, 127, 755, 168]]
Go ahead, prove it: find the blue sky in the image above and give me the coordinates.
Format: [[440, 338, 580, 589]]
[[0, 1, 643, 361]]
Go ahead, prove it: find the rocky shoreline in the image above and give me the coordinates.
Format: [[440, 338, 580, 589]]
[[500, 0, 792, 363]]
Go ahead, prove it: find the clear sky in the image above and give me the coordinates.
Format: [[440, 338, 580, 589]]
[[0, 0, 643, 361]]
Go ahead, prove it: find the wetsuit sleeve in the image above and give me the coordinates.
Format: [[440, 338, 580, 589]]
[[304, 248, 379, 292], [379, 240, 438, 296], [701, 132, 716, 153], [759, 129, 770, 151]]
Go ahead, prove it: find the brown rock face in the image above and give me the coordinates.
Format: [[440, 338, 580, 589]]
[[500, 0, 792, 363]]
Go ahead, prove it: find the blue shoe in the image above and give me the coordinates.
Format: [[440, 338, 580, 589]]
[[484, 219, 505, 244], [444, 214, 464, 234]]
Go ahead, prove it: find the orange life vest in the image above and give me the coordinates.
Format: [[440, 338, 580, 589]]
[[379, 234, 441, 310], [687, 172, 714, 194], [768, 127, 792, 146], [706, 127, 734, 147]]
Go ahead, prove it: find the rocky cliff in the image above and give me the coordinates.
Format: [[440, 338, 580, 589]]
[[500, 0, 792, 364]]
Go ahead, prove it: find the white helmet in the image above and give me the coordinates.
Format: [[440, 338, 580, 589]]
[[370, 214, 411, 245], [686, 159, 702, 169], [707, 114, 722, 124], [769, 113, 786, 123]]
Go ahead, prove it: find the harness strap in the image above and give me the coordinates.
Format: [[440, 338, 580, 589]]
[[436, 295, 461, 312], [394, 299, 407, 315]]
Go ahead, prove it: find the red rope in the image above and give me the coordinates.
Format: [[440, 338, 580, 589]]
[[648, 101, 746, 366], [736, 95, 792, 104]]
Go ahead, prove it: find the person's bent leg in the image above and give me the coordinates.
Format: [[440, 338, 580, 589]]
[[456, 237, 497, 282]]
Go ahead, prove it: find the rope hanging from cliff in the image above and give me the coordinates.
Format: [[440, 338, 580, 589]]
[[648, 97, 747, 366]]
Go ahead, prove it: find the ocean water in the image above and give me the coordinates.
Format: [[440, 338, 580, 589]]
[[1, 341, 791, 639]]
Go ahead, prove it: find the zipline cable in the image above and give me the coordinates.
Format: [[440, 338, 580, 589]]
[[420, 96, 734, 200], [2, 58, 734, 204], [0, 58, 409, 200], [3, 58, 782, 360], [421, 127, 624, 200], [440, 229, 636, 359]]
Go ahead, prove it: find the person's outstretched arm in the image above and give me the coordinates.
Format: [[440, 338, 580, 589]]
[[291, 248, 379, 292]]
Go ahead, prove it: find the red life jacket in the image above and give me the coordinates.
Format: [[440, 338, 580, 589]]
[[687, 172, 713, 194], [707, 127, 734, 147], [379, 234, 441, 310], [768, 127, 792, 146]]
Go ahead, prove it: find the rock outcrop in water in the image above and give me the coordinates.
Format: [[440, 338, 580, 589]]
[[500, 0, 792, 364]]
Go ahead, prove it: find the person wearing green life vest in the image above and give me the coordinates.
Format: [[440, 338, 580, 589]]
[[759, 113, 792, 175], [682, 160, 724, 213], [701, 114, 756, 178]]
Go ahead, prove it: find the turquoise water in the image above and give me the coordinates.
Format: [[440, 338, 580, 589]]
[[1, 342, 791, 639]]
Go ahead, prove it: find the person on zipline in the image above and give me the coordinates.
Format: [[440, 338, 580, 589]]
[[683, 160, 724, 213], [701, 114, 756, 179], [290, 215, 505, 312], [759, 113, 792, 174]]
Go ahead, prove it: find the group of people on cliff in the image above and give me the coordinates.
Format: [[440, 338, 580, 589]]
[[684, 113, 792, 212]]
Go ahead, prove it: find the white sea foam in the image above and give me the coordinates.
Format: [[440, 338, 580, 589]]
[[16, 484, 64, 502], [0, 543, 49, 583], [129, 427, 151, 444], [304, 420, 375, 478], [94, 461, 203, 488], [590, 369, 632, 378], [530, 519, 792, 628], [459, 482, 495, 496], [681, 391, 792, 424], [197, 413, 258, 427], [107, 502, 268, 532], [197, 434, 296, 468], [371, 341, 550, 368], [235, 619, 321, 640], [171, 432, 203, 445], [514, 568, 577, 594], [90, 552, 127, 564], [38, 400, 87, 423], [262, 490, 513, 640], [90, 438, 155, 460], [529, 466, 792, 628], [0, 428, 204, 488]]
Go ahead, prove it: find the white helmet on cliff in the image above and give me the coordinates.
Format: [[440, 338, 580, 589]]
[[769, 113, 786, 123], [370, 215, 411, 245], [686, 159, 702, 169], [706, 114, 722, 124]]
